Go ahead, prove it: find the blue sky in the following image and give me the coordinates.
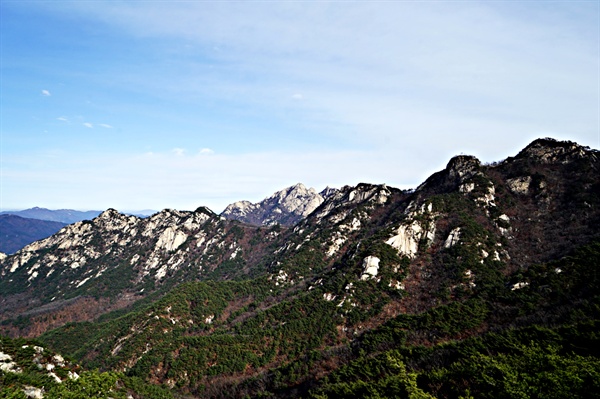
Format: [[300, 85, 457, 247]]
[[1, 1, 598, 213]]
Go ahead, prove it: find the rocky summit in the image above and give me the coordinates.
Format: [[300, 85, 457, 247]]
[[221, 183, 333, 226], [1, 138, 599, 399]]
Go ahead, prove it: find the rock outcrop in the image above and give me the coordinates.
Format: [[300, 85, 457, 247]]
[[515, 137, 593, 164], [221, 183, 328, 226]]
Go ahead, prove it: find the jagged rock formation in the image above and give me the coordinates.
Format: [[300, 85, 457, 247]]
[[221, 183, 333, 226], [0, 205, 286, 335], [515, 137, 593, 163], [259, 138, 599, 314]]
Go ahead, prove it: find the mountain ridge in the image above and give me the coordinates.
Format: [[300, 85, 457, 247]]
[[1, 137, 599, 398], [2, 137, 598, 335]]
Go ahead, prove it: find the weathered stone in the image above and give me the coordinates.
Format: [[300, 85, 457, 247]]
[[444, 227, 461, 248], [361, 256, 380, 280], [507, 176, 532, 194]]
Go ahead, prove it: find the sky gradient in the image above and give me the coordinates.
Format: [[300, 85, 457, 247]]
[[1, 1, 599, 213]]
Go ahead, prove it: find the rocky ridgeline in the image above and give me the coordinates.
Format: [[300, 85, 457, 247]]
[[263, 183, 403, 284], [0, 138, 598, 338], [1, 208, 218, 285], [0, 206, 249, 330], [515, 138, 596, 164], [267, 138, 598, 312]]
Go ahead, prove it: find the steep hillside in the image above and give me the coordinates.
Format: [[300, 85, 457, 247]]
[[0, 335, 173, 398], [0, 206, 286, 336], [1, 138, 599, 398], [36, 239, 600, 398], [0, 215, 66, 254]]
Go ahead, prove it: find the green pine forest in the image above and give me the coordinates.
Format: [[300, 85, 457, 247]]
[[2, 239, 599, 398]]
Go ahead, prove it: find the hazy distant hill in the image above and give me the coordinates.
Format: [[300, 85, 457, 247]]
[[0, 207, 102, 224], [0, 214, 66, 254]]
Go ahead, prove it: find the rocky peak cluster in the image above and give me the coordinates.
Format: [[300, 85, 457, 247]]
[[221, 183, 333, 226], [516, 137, 595, 164]]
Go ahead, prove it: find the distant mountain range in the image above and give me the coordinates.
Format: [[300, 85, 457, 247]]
[[0, 215, 66, 254], [0, 207, 103, 224]]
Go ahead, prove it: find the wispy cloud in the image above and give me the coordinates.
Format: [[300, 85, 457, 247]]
[[199, 148, 214, 155], [98, 123, 113, 129], [83, 122, 93, 128], [41, 89, 51, 96], [62, 1, 596, 150], [172, 148, 185, 156], [57, 116, 69, 122]]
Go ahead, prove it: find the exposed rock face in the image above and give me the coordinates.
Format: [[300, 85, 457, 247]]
[[386, 202, 436, 258], [446, 155, 481, 181], [506, 176, 532, 194], [319, 186, 339, 200], [386, 222, 426, 258], [361, 256, 380, 280], [221, 183, 327, 226], [155, 226, 188, 252], [312, 183, 392, 222], [516, 138, 592, 164], [444, 227, 461, 248]]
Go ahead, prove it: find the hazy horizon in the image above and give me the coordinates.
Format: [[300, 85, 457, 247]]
[[2, 1, 598, 212]]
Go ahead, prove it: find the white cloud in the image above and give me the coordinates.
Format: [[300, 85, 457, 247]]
[[98, 123, 113, 128], [83, 123, 93, 128], [199, 148, 214, 154], [291, 93, 303, 100], [41, 89, 51, 96], [57, 117, 69, 122], [172, 148, 185, 156]]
